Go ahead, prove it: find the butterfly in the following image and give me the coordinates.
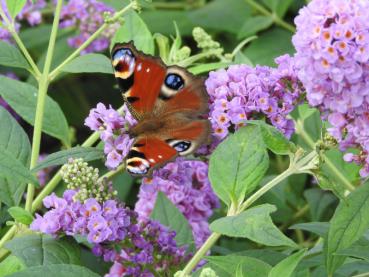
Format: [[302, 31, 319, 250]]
[[111, 42, 211, 177]]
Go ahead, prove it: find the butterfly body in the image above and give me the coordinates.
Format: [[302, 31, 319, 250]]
[[111, 42, 210, 176]]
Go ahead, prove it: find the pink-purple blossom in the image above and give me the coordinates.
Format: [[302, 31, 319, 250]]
[[293, 0, 369, 176], [85, 103, 135, 169], [135, 158, 220, 247], [205, 54, 303, 148], [59, 0, 118, 53], [31, 190, 188, 276]]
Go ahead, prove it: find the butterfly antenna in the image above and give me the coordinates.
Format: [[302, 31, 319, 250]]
[[122, 93, 142, 121]]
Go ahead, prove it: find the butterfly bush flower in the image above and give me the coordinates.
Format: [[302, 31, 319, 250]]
[[135, 158, 220, 247], [85, 103, 135, 169], [31, 159, 188, 276], [205, 55, 303, 146], [293, 0, 369, 176], [59, 0, 119, 53]]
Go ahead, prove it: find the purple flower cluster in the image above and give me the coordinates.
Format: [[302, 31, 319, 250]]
[[59, 0, 118, 53], [0, 0, 45, 43], [31, 190, 188, 276], [205, 55, 303, 145], [293, 0, 369, 176], [135, 158, 220, 247], [85, 103, 135, 169]]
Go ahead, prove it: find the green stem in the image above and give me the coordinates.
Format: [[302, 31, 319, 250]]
[[48, 2, 135, 80], [24, 0, 63, 212], [0, 7, 41, 78], [294, 119, 355, 192], [99, 163, 126, 181], [244, 0, 296, 33]]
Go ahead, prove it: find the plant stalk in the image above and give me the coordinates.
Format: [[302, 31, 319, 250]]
[[24, 0, 63, 212]]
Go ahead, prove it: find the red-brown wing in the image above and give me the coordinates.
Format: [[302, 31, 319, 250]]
[[111, 42, 166, 118], [126, 136, 177, 176]]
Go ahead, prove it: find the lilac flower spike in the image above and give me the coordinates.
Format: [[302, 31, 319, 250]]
[[205, 55, 303, 147], [293, 0, 369, 176], [135, 158, 220, 247]]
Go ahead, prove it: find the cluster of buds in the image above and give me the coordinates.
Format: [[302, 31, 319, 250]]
[[60, 158, 117, 203], [193, 27, 224, 57]]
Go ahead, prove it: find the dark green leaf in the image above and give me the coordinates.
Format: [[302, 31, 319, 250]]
[[8, 264, 99, 277], [304, 188, 336, 221], [32, 147, 104, 172], [261, 0, 294, 17], [205, 255, 272, 277], [112, 11, 154, 55], [0, 76, 70, 145], [268, 249, 306, 277], [243, 28, 293, 66], [0, 107, 31, 206], [0, 256, 25, 277], [62, 54, 113, 74], [0, 148, 38, 186], [5, 0, 27, 19], [210, 204, 297, 247], [290, 222, 329, 238], [8, 207, 33, 225], [5, 234, 81, 267], [209, 125, 269, 205], [325, 182, 369, 275], [188, 62, 231, 75], [238, 16, 273, 39], [0, 41, 30, 71], [150, 192, 195, 250]]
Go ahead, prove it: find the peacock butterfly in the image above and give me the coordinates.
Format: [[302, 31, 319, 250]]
[[111, 42, 211, 176]]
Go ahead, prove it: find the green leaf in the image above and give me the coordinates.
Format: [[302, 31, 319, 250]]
[[268, 249, 306, 277], [0, 148, 38, 186], [5, 0, 27, 19], [188, 62, 231, 75], [261, 0, 294, 17], [248, 121, 295, 155], [325, 182, 369, 275], [304, 188, 336, 221], [238, 16, 273, 39], [0, 256, 25, 277], [150, 192, 195, 250], [0, 41, 30, 71], [189, 0, 251, 34], [209, 125, 269, 205], [32, 147, 104, 172], [336, 237, 369, 261], [112, 11, 154, 55], [0, 107, 31, 206], [7, 264, 99, 277], [8, 207, 33, 225], [243, 28, 293, 66], [62, 54, 113, 74], [210, 204, 297, 248], [205, 255, 272, 277], [0, 76, 70, 146], [5, 234, 81, 267], [290, 222, 329, 238]]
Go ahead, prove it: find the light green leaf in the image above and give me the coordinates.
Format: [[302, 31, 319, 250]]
[[7, 264, 99, 277], [150, 192, 195, 250], [0, 76, 70, 146], [0, 41, 30, 71], [290, 222, 329, 238], [5, 0, 27, 19], [0, 148, 38, 186], [210, 204, 297, 248], [325, 182, 369, 275], [205, 255, 272, 277], [32, 147, 104, 172], [188, 62, 231, 75], [268, 249, 306, 277], [209, 125, 269, 205], [0, 107, 31, 206], [62, 54, 113, 74], [8, 207, 33, 225], [0, 256, 25, 277], [112, 11, 154, 55], [238, 16, 273, 39], [5, 234, 81, 267]]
